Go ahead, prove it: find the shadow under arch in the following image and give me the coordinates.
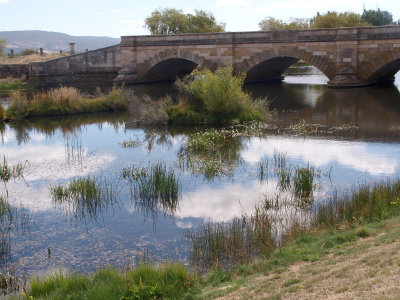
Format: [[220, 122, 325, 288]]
[[367, 58, 400, 84], [141, 58, 198, 82], [244, 56, 331, 84]]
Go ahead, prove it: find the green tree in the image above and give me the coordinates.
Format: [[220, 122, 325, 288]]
[[0, 39, 6, 56], [144, 8, 225, 35], [362, 9, 393, 26], [259, 17, 310, 31], [310, 11, 370, 28]]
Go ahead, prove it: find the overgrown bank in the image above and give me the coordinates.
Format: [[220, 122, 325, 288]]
[[3, 86, 130, 121]]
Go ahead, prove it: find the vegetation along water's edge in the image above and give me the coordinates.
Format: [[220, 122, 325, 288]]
[[4, 179, 400, 299]]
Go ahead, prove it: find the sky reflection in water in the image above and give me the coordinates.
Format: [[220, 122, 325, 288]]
[[0, 71, 400, 276]]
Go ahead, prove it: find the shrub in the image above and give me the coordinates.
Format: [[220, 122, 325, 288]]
[[169, 65, 269, 124]]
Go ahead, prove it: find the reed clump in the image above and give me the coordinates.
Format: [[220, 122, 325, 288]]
[[0, 79, 33, 98], [122, 162, 181, 217], [49, 175, 116, 220], [6, 86, 130, 121], [0, 104, 5, 122], [167, 65, 270, 124]]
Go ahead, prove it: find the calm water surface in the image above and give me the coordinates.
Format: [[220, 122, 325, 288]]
[[1, 68, 400, 277]]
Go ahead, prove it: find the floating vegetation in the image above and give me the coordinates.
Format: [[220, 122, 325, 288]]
[[122, 162, 181, 218], [50, 175, 117, 221], [285, 120, 359, 136], [120, 139, 141, 149], [179, 156, 234, 181]]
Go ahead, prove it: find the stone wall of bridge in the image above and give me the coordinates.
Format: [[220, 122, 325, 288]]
[[29, 26, 400, 88]]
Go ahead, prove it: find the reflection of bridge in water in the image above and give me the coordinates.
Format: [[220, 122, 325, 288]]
[[29, 26, 400, 88]]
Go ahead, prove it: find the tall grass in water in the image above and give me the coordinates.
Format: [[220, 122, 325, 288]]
[[50, 175, 116, 221], [190, 180, 400, 270], [293, 165, 315, 199], [0, 156, 25, 195], [6, 86, 129, 121], [122, 162, 181, 218]]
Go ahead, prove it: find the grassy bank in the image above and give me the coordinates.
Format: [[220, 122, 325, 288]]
[[0, 79, 34, 98], [7, 179, 400, 299], [5, 86, 130, 121]]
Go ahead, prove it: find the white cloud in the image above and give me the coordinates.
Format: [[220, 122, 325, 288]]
[[216, 0, 250, 7], [109, 10, 121, 14], [0, 0, 10, 3], [96, 12, 105, 16], [241, 137, 398, 176]]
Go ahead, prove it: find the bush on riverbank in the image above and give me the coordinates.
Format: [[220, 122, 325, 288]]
[[6, 86, 129, 120], [167, 65, 269, 124]]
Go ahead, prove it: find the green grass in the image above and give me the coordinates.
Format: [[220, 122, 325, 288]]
[[0, 81, 33, 98], [12, 263, 197, 300], [6, 86, 130, 121]]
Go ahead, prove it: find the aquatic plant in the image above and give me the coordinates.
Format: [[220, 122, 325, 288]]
[[258, 157, 269, 181], [293, 165, 316, 199], [49, 175, 117, 221], [122, 162, 181, 218], [0, 156, 25, 195], [120, 139, 141, 149]]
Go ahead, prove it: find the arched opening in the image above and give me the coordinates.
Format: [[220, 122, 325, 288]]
[[142, 58, 198, 82], [245, 56, 330, 85], [368, 58, 400, 85], [245, 57, 299, 84]]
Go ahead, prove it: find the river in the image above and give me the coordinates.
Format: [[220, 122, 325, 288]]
[[1, 67, 400, 277]]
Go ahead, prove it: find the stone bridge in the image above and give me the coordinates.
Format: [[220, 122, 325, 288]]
[[29, 26, 400, 88]]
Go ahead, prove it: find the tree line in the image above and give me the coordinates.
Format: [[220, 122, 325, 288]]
[[144, 8, 398, 35]]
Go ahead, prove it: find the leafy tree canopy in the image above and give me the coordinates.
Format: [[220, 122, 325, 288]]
[[362, 9, 393, 26], [144, 8, 225, 35], [259, 11, 371, 31]]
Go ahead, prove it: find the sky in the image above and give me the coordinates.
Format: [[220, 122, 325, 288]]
[[0, 0, 399, 38]]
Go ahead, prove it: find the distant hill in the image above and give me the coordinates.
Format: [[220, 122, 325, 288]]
[[0, 30, 120, 53]]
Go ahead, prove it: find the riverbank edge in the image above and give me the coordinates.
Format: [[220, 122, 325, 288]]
[[7, 213, 400, 300]]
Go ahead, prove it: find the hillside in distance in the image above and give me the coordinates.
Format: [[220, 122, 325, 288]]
[[0, 30, 120, 53]]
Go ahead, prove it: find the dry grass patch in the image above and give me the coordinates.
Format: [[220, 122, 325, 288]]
[[210, 217, 400, 300], [0, 53, 68, 64]]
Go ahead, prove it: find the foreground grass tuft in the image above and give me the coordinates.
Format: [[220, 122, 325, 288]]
[[13, 263, 196, 300]]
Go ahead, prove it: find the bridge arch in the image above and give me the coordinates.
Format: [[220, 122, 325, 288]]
[[241, 47, 335, 84], [138, 50, 214, 82], [367, 58, 400, 84]]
